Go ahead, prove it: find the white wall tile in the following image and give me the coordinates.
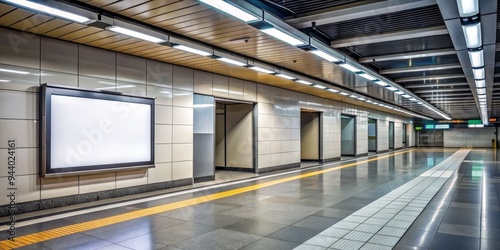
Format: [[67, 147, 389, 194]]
[[173, 65, 193, 91], [41, 176, 78, 199], [155, 105, 172, 125], [147, 85, 173, 106], [0, 148, 38, 176], [116, 169, 148, 188], [155, 124, 172, 144], [0, 119, 38, 148], [79, 172, 115, 194], [173, 89, 193, 107], [155, 143, 172, 163], [172, 125, 193, 143], [148, 163, 172, 184], [172, 143, 193, 162], [147, 59, 172, 88], [41, 71, 78, 87], [0, 90, 37, 119], [194, 70, 212, 95], [41, 37, 78, 74], [0, 27, 40, 69], [172, 161, 192, 180], [172, 107, 193, 125]]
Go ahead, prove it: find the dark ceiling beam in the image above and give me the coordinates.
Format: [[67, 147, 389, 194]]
[[395, 74, 465, 82], [380, 63, 461, 74], [286, 0, 437, 29], [331, 26, 448, 48], [414, 88, 471, 94], [405, 82, 469, 88], [359, 48, 456, 63]]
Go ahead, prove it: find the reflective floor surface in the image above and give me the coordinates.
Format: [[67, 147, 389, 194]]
[[1, 148, 498, 250]]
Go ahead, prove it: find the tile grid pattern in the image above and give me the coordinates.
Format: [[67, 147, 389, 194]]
[[294, 149, 471, 250]]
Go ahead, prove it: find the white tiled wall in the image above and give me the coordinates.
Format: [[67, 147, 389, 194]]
[[395, 122, 403, 149], [444, 128, 496, 147], [0, 29, 193, 206], [377, 120, 389, 152]]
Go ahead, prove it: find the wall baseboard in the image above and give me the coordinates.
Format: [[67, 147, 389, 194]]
[[377, 149, 389, 154], [259, 162, 300, 173], [0, 178, 192, 217], [322, 157, 341, 163], [194, 175, 215, 183], [355, 153, 369, 157], [215, 166, 255, 172]]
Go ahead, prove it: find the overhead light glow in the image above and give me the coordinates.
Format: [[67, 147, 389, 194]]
[[5, 0, 91, 23], [339, 63, 359, 73], [374, 80, 389, 86], [0, 79, 11, 82], [469, 50, 484, 68], [311, 50, 341, 62], [313, 84, 327, 89], [357, 97, 366, 101], [402, 94, 411, 98], [199, 0, 258, 22], [172, 44, 211, 56], [0, 68, 30, 74], [462, 22, 482, 48], [457, 0, 479, 17], [249, 66, 274, 74], [386, 86, 398, 91], [349, 94, 358, 98], [476, 88, 486, 95], [261, 28, 304, 46], [276, 73, 295, 80], [296, 80, 313, 85], [473, 68, 485, 79], [327, 88, 339, 93], [478, 94, 486, 99], [339, 92, 350, 96], [217, 57, 247, 66], [475, 79, 485, 88], [108, 26, 166, 43], [358, 73, 377, 81], [395, 91, 404, 95]]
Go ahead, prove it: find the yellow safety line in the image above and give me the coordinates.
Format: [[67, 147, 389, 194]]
[[0, 149, 414, 249]]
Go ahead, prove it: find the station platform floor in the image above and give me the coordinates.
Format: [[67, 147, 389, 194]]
[[1, 148, 499, 250]]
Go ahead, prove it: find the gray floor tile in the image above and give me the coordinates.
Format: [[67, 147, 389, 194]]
[[268, 226, 321, 243], [437, 223, 480, 238], [293, 216, 341, 230], [240, 238, 298, 250], [293, 244, 327, 250], [429, 233, 480, 250], [224, 218, 288, 236]]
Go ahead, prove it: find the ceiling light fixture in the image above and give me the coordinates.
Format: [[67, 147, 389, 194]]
[[276, 73, 295, 80], [249, 66, 274, 74], [5, 0, 91, 23], [313, 84, 327, 89], [457, 0, 479, 17], [395, 91, 405, 95], [248, 20, 304, 46], [462, 22, 482, 48], [476, 88, 486, 95], [472, 68, 485, 79], [216, 57, 247, 66], [338, 63, 359, 73], [468, 50, 484, 68], [475, 79, 485, 88], [386, 86, 398, 91], [339, 92, 350, 96], [108, 26, 167, 43], [374, 80, 389, 86], [358, 73, 377, 81], [310, 50, 341, 62], [199, 0, 258, 22], [327, 88, 339, 93], [171, 44, 212, 56], [296, 80, 313, 85]]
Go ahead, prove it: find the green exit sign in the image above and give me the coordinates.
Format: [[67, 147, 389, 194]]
[[468, 120, 482, 125], [415, 126, 423, 131], [425, 124, 435, 129]]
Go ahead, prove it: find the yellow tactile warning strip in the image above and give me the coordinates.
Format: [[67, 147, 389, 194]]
[[0, 149, 415, 249]]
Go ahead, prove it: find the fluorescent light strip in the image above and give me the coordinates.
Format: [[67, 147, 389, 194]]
[[469, 50, 484, 68], [199, 0, 258, 22], [476, 88, 486, 95], [358, 73, 377, 81], [357, 97, 366, 101], [473, 68, 485, 79], [339, 92, 350, 96], [249, 66, 274, 74], [475, 79, 485, 88], [217, 57, 247, 66], [173, 44, 212, 56], [374, 80, 389, 86], [402, 94, 411, 98], [5, 0, 91, 23], [261, 28, 304, 46], [108, 26, 166, 43], [349, 94, 358, 98], [395, 91, 404, 95], [311, 50, 340, 62], [296, 80, 313, 85], [327, 88, 339, 93], [0, 68, 30, 74], [462, 22, 482, 49], [313, 84, 327, 89], [339, 63, 359, 73], [276, 73, 295, 80], [457, 0, 479, 17], [386, 86, 398, 91]]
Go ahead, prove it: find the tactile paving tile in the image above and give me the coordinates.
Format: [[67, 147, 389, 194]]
[[368, 234, 400, 247], [363, 218, 389, 226], [359, 243, 393, 250], [343, 231, 374, 242], [304, 235, 339, 247], [377, 226, 407, 237], [331, 221, 360, 230], [353, 224, 383, 234], [319, 228, 350, 238], [330, 239, 364, 250]]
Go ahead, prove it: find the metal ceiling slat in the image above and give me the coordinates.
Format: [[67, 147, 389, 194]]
[[72, 30, 117, 43], [27, 18, 70, 34], [125, 0, 197, 19], [0, 8, 35, 26], [100, 0, 152, 13], [141, 4, 208, 23], [43, 23, 87, 38], [9, 14, 53, 31], [58, 26, 103, 41], [81, 0, 119, 8], [0, 3, 15, 16]]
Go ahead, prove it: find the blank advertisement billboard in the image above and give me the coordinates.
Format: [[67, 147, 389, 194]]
[[40, 84, 155, 177]]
